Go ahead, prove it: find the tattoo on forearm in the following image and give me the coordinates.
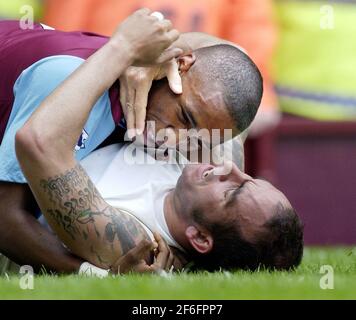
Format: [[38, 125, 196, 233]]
[[103, 206, 137, 254], [40, 164, 149, 262]]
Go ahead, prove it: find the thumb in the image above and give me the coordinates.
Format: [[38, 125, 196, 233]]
[[156, 47, 183, 65], [166, 59, 182, 94]]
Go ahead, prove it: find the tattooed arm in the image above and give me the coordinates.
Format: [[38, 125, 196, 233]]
[[35, 164, 150, 268], [15, 10, 180, 269]]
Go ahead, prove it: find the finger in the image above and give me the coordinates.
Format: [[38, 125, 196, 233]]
[[133, 239, 156, 259], [134, 8, 151, 16], [157, 19, 173, 31], [120, 78, 128, 107], [134, 81, 152, 135], [112, 251, 137, 274], [166, 251, 174, 271], [119, 81, 131, 138], [125, 87, 137, 139], [111, 240, 154, 274], [119, 79, 127, 115], [153, 232, 163, 244], [120, 260, 150, 274], [135, 263, 154, 273], [166, 59, 183, 94], [156, 48, 183, 65], [153, 232, 169, 267], [167, 29, 180, 43]]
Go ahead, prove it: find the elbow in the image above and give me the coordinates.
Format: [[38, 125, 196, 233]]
[[15, 124, 49, 163]]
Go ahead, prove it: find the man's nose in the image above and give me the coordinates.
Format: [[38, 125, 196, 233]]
[[217, 161, 252, 184]]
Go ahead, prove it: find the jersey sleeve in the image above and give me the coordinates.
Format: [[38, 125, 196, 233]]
[[0, 55, 116, 183]]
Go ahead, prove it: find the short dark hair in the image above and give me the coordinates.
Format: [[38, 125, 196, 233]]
[[191, 204, 304, 272], [194, 44, 263, 132]]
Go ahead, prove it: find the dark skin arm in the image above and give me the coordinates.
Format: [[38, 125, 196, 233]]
[[0, 182, 82, 273]]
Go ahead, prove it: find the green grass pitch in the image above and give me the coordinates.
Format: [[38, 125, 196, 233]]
[[0, 247, 355, 299]]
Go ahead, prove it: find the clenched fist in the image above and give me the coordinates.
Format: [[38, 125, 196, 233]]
[[110, 8, 182, 66]]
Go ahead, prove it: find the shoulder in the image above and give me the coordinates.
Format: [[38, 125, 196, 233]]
[[15, 55, 85, 92]]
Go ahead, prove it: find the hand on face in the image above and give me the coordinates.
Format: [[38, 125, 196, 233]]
[[111, 8, 182, 66], [120, 60, 183, 138]]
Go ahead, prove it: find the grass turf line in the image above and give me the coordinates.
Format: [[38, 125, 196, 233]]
[[0, 247, 355, 299]]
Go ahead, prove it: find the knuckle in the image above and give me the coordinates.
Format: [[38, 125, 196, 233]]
[[136, 8, 147, 16], [154, 22, 164, 32], [170, 29, 179, 39], [127, 68, 137, 79], [135, 72, 148, 83], [141, 239, 151, 248], [158, 24, 166, 32]]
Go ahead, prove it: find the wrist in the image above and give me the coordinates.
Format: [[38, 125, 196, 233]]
[[107, 36, 136, 67]]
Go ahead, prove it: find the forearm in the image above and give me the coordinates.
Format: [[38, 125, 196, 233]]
[[22, 41, 133, 157], [0, 183, 82, 273], [19, 163, 149, 269], [0, 210, 82, 273]]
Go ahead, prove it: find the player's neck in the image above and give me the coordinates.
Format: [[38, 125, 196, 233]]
[[163, 190, 191, 251]]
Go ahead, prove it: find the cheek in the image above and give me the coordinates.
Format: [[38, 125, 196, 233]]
[[165, 128, 177, 147], [194, 185, 225, 214], [155, 127, 177, 147]]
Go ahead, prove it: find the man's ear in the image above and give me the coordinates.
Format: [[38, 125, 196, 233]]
[[177, 53, 196, 74], [185, 225, 213, 254]]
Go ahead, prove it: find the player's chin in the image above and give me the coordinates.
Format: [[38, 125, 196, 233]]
[[179, 165, 198, 188]]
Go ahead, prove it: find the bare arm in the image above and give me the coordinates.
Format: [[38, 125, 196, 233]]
[[0, 182, 82, 273], [15, 10, 180, 269]]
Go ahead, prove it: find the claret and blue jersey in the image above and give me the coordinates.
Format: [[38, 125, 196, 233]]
[[0, 20, 124, 183]]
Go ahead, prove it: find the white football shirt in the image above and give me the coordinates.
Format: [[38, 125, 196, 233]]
[[81, 143, 186, 251]]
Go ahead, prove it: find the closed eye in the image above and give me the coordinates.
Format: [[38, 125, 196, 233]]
[[178, 106, 187, 125], [180, 105, 197, 128], [224, 188, 235, 199]]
